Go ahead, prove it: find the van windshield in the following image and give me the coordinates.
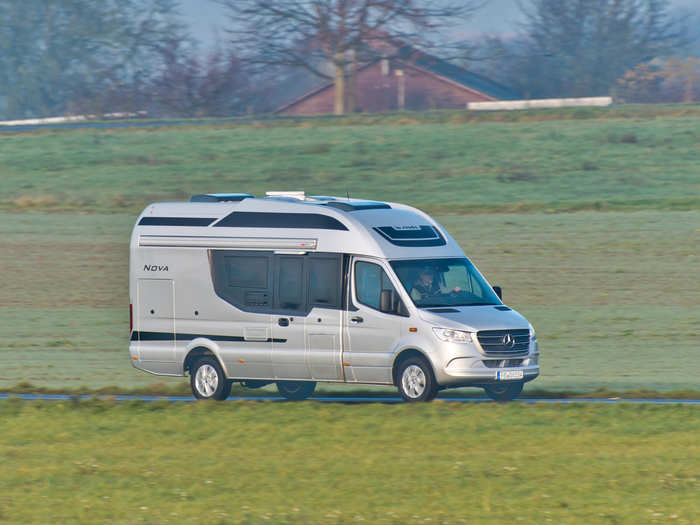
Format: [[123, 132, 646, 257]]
[[390, 258, 502, 308]]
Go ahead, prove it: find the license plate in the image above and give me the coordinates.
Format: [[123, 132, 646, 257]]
[[497, 370, 524, 381]]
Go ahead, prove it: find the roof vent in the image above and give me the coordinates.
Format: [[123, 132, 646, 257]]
[[309, 195, 337, 201], [265, 191, 305, 200], [190, 193, 253, 203], [326, 200, 391, 212]]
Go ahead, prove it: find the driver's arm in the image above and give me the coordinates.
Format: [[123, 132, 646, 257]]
[[439, 283, 461, 295]]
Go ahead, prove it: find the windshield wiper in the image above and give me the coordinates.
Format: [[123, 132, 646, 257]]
[[419, 302, 499, 308]]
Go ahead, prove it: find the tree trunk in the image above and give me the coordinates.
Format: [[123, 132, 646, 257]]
[[347, 49, 357, 113], [333, 54, 345, 115]]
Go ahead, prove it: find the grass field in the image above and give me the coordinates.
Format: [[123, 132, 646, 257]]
[[1, 106, 699, 215], [0, 105, 698, 525], [0, 210, 697, 394], [0, 400, 697, 524], [0, 104, 698, 396]]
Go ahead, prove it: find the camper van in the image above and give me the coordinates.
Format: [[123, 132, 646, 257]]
[[129, 191, 539, 402]]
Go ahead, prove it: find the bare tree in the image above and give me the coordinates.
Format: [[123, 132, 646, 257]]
[[148, 37, 254, 117], [0, 0, 185, 119], [218, 0, 483, 114], [500, 0, 688, 98]]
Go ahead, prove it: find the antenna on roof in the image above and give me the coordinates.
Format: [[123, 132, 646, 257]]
[[346, 190, 350, 200]]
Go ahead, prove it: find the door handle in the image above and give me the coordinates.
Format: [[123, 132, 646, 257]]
[[278, 318, 289, 327], [351, 316, 364, 323]]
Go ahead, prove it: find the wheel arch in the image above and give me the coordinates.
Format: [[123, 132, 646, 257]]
[[183, 345, 227, 378], [392, 348, 434, 386]]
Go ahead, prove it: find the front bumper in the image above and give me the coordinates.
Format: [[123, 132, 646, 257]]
[[436, 353, 539, 387]]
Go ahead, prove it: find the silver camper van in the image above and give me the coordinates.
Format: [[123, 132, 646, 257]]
[[129, 191, 539, 402]]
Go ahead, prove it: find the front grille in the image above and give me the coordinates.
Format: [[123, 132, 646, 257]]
[[483, 359, 524, 368], [477, 329, 530, 356]]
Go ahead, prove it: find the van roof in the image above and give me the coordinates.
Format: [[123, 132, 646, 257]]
[[133, 193, 465, 259]]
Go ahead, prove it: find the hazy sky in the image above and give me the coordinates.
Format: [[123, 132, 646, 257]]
[[181, 0, 699, 49]]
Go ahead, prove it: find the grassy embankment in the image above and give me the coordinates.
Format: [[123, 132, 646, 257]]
[[0, 105, 698, 395], [0, 400, 698, 524], [1, 105, 699, 215]]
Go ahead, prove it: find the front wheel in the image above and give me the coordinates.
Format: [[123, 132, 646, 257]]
[[190, 357, 231, 400], [397, 357, 438, 402], [276, 381, 316, 400], [483, 381, 523, 402]]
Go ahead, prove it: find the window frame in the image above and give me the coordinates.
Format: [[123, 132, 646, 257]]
[[210, 250, 343, 316], [352, 259, 409, 317]]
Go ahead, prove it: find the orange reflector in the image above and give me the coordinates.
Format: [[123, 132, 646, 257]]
[[238, 359, 244, 363], [131, 356, 137, 360], [409, 327, 418, 332], [343, 362, 350, 366]]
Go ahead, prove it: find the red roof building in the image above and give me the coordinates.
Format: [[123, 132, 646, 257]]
[[276, 52, 519, 115]]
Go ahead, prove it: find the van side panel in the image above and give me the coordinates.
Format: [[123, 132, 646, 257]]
[[171, 248, 272, 379], [135, 278, 178, 374]]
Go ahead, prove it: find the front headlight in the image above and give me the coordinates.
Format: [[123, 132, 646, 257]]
[[432, 328, 474, 344], [528, 323, 536, 341]]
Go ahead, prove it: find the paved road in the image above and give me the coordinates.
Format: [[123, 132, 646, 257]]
[[1, 393, 698, 404]]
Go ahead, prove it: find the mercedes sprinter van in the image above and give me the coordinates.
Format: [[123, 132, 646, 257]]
[[129, 191, 539, 401]]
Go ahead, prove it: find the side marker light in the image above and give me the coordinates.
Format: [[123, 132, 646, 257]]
[[409, 327, 418, 333]]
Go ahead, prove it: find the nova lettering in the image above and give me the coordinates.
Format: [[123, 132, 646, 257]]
[[144, 264, 169, 272]]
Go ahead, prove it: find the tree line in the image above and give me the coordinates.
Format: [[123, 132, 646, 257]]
[[0, 0, 696, 120]]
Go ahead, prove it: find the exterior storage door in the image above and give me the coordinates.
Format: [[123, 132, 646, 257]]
[[135, 278, 177, 374]]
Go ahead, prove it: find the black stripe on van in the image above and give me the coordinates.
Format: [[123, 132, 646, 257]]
[[213, 211, 348, 230], [138, 217, 217, 226], [131, 331, 286, 343]]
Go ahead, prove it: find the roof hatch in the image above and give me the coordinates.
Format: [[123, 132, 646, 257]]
[[190, 193, 253, 202]]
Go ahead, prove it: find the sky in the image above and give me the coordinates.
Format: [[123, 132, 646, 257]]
[[181, 0, 699, 49]]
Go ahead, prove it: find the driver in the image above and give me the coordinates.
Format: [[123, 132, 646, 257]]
[[411, 267, 461, 301]]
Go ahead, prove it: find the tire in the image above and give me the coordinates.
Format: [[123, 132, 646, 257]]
[[397, 356, 438, 402], [483, 381, 523, 402], [190, 356, 231, 400], [276, 381, 316, 400]]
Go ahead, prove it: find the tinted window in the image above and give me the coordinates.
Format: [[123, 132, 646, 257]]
[[212, 251, 273, 310], [226, 255, 269, 288], [355, 261, 406, 315], [211, 250, 342, 314], [309, 257, 340, 308], [277, 256, 305, 311]]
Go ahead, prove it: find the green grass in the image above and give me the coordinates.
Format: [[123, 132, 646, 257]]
[[0, 106, 698, 215], [0, 400, 697, 524], [1, 210, 697, 394], [0, 105, 697, 395]]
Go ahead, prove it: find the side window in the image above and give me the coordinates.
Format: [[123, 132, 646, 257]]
[[211, 251, 342, 314], [308, 256, 340, 308], [355, 261, 407, 316], [226, 255, 269, 288], [211, 251, 273, 310], [277, 256, 305, 311]]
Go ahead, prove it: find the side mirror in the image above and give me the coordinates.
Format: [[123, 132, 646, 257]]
[[493, 286, 502, 300]]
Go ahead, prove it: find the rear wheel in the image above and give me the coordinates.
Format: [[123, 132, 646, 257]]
[[276, 381, 316, 400], [483, 381, 523, 402], [397, 357, 438, 402], [190, 357, 231, 400]]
